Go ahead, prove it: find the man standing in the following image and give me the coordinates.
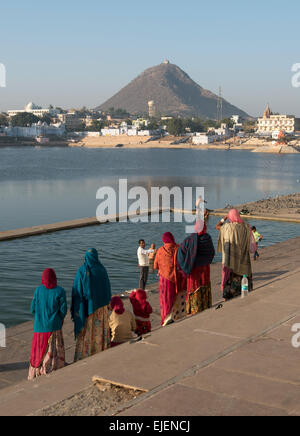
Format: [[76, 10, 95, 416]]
[[137, 239, 154, 290]]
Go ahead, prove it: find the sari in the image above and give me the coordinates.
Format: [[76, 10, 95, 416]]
[[217, 209, 254, 300], [177, 222, 215, 315], [71, 248, 111, 361], [28, 269, 67, 380], [154, 232, 187, 326]]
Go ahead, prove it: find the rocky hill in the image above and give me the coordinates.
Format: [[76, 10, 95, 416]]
[[96, 62, 251, 119]]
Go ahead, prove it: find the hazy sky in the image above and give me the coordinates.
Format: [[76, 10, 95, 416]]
[[1, 0, 300, 117]]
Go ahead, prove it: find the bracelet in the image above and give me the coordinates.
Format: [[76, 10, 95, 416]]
[[221, 218, 225, 224]]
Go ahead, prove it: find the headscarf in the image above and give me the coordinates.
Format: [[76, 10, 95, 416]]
[[110, 296, 125, 315], [227, 209, 244, 224], [154, 232, 178, 282], [129, 289, 152, 318], [41, 268, 57, 289], [136, 289, 147, 302], [71, 248, 112, 338], [162, 232, 175, 244]]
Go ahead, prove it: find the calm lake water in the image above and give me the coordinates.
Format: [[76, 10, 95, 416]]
[[0, 147, 299, 327]]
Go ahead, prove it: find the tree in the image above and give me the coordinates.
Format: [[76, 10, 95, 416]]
[[0, 113, 8, 126], [183, 118, 204, 133], [219, 118, 234, 128], [89, 120, 105, 132], [11, 112, 40, 127], [167, 118, 185, 136], [243, 120, 257, 133], [40, 114, 53, 125]]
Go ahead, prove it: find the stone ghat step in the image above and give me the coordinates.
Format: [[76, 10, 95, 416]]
[[1, 208, 299, 242]]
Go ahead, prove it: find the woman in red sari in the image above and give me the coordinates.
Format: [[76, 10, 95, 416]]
[[28, 269, 67, 380], [154, 232, 187, 326]]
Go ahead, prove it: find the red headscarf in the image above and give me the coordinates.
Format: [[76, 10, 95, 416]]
[[162, 232, 175, 244], [41, 268, 57, 289], [129, 289, 152, 318], [110, 296, 125, 315], [227, 209, 244, 224]]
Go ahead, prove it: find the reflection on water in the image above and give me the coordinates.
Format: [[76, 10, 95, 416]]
[[0, 148, 299, 230]]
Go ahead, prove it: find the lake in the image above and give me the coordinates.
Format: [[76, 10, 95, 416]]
[[0, 147, 299, 327]]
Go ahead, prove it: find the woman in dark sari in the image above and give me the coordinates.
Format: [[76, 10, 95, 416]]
[[71, 248, 111, 361], [177, 220, 215, 315]]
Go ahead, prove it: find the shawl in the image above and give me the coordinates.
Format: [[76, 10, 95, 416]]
[[129, 289, 153, 318], [177, 232, 215, 276], [227, 209, 244, 224], [41, 268, 57, 289], [162, 232, 175, 244], [217, 222, 252, 276], [71, 248, 111, 339], [110, 296, 125, 315], [154, 243, 178, 283]]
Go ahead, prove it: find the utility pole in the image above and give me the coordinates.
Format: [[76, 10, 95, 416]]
[[217, 86, 223, 122]]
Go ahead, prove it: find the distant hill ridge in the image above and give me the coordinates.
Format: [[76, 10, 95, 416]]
[[96, 62, 251, 119]]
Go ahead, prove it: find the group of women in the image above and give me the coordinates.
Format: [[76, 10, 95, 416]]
[[28, 208, 255, 380], [154, 208, 255, 326]]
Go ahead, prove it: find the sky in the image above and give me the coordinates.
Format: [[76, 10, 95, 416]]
[[0, 0, 300, 117]]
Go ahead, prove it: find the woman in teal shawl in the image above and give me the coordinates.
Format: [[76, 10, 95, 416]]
[[71, 248, 112, 361]]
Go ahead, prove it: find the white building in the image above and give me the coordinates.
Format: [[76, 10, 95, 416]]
[[4, 123, 65, 138], [192, 134, 217, 145], [8, 102, 58, 118], [101, 128, 120, 136], [257, 104, 300, 134]]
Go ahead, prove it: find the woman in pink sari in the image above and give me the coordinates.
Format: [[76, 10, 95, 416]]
[[28, 269, 67, 380], [217, 209, 255, 300], [154, 232, 187, 326]]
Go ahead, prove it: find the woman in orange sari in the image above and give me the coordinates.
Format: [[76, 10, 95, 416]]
[[154, 232, 187, 326]]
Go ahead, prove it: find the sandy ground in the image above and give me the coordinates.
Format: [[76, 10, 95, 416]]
[[216, 193, 300, 220], [34, 382, 143, 416], [69, 135, 300, 153]]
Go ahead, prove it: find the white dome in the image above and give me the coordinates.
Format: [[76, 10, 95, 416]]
[[25, 102, 34, 111], [25, 102, 40, 111]]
